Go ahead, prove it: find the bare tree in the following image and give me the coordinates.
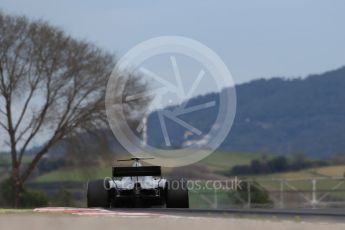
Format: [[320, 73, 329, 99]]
[[0, 13, 148, 207]]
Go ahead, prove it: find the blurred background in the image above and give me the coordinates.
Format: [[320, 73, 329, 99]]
[[0, 0, 345, 209]]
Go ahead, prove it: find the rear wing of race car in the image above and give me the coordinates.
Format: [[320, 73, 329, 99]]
[[112, 166, 161, 177]]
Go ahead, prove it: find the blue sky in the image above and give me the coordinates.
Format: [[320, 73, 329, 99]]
[[1, 0, 345, 84]]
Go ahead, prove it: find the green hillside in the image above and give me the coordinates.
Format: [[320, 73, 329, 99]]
[[200, 151, 269, 172], [32, 151, 263, 182]]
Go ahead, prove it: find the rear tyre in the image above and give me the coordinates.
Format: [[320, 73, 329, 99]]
[[166, 179, 189, 208], [87, 179, 110, 208]]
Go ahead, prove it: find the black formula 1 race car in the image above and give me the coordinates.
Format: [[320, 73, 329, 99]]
[[86, 157, 189, 208]]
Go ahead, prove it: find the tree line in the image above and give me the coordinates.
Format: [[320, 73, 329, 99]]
[[226, 155, 330, 176]]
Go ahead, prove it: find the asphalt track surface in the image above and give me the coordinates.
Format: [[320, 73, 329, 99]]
[[30, 207, 345, 218], [145, 207, 345, 218], [1, 207, 345, 230], [30, 207, 345, 220]]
